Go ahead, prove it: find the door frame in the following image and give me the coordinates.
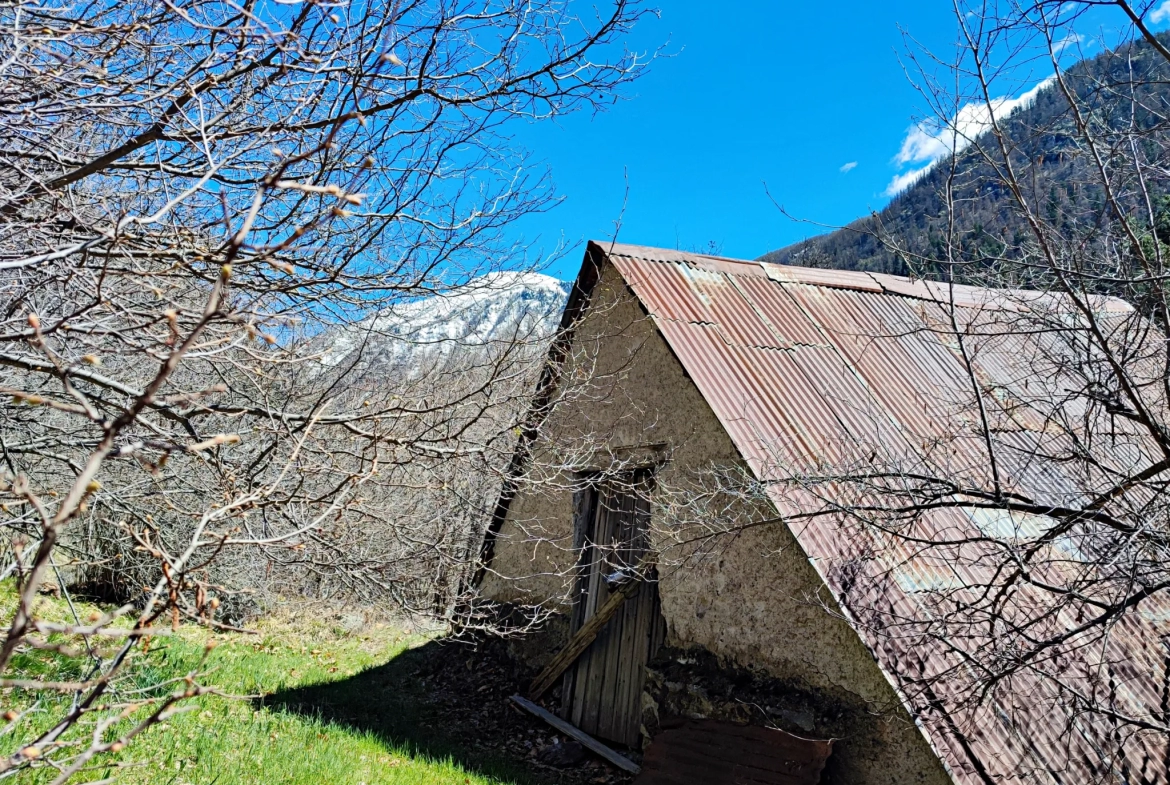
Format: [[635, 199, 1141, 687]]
[[561, 470, 666, 747]]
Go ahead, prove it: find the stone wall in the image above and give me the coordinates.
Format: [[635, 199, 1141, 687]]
[[481, 258, 954, 785]]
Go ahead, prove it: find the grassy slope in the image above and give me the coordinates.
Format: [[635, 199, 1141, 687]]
[[2, 586, 534, 785]]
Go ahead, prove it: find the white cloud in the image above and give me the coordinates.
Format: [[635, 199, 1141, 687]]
[[892, 126, 950, 168], [1151, 0, 1170, 25], [1053, 32, 1083, 55], [884, 77, 1054, 196], [883, 166, 932, 197], [839, 161, 858, 173]]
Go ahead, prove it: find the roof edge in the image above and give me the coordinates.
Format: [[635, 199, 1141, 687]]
[[474, 242, 609, 586]]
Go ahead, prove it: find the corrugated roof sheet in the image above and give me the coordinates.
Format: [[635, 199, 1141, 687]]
[[595, 241, 1168, 785]]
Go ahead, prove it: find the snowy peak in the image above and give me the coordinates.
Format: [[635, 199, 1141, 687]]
[[320, 272, 571, 371], [374, 272, 569, 345]]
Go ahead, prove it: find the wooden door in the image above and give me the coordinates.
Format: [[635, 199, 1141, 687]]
[[562, 476, 667, 748]]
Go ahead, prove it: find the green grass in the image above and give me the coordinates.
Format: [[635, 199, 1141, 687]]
[[1, 587, 535, 785]]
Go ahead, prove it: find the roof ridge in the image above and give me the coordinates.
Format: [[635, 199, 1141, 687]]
[[591, 240, 762, 268], [592, 240, 1132, 313]]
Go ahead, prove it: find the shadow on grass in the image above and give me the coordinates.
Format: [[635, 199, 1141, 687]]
[[260, 638, 582, 785]]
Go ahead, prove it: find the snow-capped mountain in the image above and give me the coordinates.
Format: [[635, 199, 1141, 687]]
[[319, 271, 571, 374]]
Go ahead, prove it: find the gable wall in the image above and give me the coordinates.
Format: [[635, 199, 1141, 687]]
[[482, 261, 953, 785]]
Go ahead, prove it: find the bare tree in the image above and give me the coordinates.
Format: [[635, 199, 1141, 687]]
[[0, 0, 650, 779]]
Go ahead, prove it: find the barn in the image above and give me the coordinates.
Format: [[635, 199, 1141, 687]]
[[477, 241, 1170, 784]]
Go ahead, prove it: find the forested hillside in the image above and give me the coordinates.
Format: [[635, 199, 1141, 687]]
[[760, 34, 1170, 277]]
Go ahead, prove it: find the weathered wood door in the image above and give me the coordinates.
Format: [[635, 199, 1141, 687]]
[[562, 476, 666, 748]]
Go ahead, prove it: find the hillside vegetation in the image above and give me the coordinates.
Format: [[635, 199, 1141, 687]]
[[761, 34, 1170, 278]]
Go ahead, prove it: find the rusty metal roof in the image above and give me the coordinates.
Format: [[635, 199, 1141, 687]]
[[591, 241, 1169, 785]]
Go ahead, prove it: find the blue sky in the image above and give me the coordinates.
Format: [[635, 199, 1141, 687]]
[[507, 0, 1160, 279]]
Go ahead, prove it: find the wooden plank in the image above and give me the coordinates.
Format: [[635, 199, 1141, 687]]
[[583, 491, 620, 736], [619, 577, 655, 745], [594, 594, 622, 740], [569, 635, 590, 727], [563, 484, 599, 721], [572, 495, 610, 728], [580, 584, 610, 735], [610, 492, 650, 746], [612, 581, 643, 744], [613, 493, 641, 743], [510, 695, 642, 775], [595, 491, 629, 742]]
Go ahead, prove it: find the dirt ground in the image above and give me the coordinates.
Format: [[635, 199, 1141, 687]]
[[409, 634, 640, 785]]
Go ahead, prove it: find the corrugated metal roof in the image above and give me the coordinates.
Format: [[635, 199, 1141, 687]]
[[594, 242, 1170, 785]]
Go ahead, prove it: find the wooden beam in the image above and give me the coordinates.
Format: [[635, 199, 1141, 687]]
[[510, 695, 642, 774], [527, 578, 642, 700]]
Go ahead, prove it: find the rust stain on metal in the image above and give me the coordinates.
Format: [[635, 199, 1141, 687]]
[[635, 719, 833, 785]]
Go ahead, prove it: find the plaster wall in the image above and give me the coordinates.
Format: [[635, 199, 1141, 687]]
[[482, 261, 953, 785]]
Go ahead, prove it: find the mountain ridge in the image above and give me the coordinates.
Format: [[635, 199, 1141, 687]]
[[318, 272, 571, 375], [759, 34, 1170, 278]]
